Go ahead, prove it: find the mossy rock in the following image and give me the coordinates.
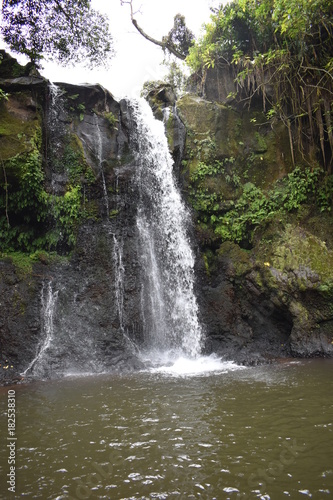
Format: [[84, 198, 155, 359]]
[[217, 241, 252, 277], [0, 50, 37, 78], [177, 94, 239, 160], [143, 81, 176, 121], [178, 94, 295, 188], [271, 225, 333, 281], [0, 96, 41, 165]]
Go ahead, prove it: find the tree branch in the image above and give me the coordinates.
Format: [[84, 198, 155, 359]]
[[131, 19, 186, 60], [121, 0, 186, 60]]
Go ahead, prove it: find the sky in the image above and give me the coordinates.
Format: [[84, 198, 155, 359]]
[[38, 0, 222, 100]]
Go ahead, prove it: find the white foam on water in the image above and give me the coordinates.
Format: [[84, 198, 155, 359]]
[[141, 351, 244, 376]]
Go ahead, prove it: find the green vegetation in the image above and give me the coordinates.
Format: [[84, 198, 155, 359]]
[[178, 0, 333, 260], [64, 94, 86, 121], [187, 0, 333, 171], [103, 111, 118, 130], [123, 1, 194, 61], [0, 123, 97, 254], [189, 159, 332, 247], [0, 149, 82, 253], [0, 89, 8, 102], [0, 250, 68, 277]]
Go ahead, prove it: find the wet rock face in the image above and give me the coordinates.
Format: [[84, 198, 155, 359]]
[[1, 60, 332, 384], [144, 83, 186, 181], [0, 261, 42, 384], [0, 68, 146, 383], [30, 223, 145, 379], [187, 65, 237, 104], [196, 247, 293, 365], [174, 84, 333, 362], [196, 225, 333, 362]]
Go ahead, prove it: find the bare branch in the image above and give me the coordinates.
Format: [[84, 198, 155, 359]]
[[121, 0, 187, 60]]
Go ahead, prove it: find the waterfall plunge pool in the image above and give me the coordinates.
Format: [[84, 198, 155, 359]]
[[1, 359, 332, 499]]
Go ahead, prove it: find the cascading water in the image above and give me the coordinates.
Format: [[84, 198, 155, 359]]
[[48, 83, 64, 133], [47, 83, 68, 195], [112, 234, 125, 332], [128, 98, 204, 360], [22, 93, 224, 379], [93, 115, 110, 217], [22, 281, 58, 377]]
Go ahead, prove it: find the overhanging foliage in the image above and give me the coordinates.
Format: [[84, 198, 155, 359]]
[[187, 0, 333, 171], [1, 0, 114, 67]]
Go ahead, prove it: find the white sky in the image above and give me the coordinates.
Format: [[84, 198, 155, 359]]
[[39, 0, 221, 99]]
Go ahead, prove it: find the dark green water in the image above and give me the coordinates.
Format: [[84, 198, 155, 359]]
[[0, 359, 332, 499]]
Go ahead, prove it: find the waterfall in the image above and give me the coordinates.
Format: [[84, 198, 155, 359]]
[[48, 83, 63, 128], [22, 282, 58, 376], [47, 83, 67, 156], [128, 99, 203, 358], [93, 115, 110, 216], [47, 83, 67, 194], [112, 234, 125, 332]]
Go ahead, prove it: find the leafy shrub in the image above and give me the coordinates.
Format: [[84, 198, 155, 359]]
[[189, 161, 328, 246]]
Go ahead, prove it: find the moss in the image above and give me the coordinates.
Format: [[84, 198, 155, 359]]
[[238, 120, 293, 190], [109, 209, 119, 219], [217, 241, 252, 276], [165, 112, 175, 152], [289, 300, 310, 326], [254, 131, 267, 153], [0, 99, 41, 163], [178, 95, 295, 196], [202, 253, 210, 276], [82, 200, 99, 221], [272, 225, 333, 280], [302, 210, 333, 250], [3, 252, 33, 275], [177, 94, 239, 161], [317, 281, 333, 297], [0, 251, 68, 279]]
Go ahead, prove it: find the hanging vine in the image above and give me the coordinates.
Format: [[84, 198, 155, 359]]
[[187, 0, 333, 172], [1, 155, 10, 228]]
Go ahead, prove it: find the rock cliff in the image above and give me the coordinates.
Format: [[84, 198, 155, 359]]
[[147, 81, 333, 364], [0, 54, 145, 384], [1, 54, 333, 385]]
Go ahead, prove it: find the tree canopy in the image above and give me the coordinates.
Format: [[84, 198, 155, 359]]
[[187, 0, 333, 171], [1, 0, 114, 67]]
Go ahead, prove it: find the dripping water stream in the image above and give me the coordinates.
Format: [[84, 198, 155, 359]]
[[22, 282, 58, 376]]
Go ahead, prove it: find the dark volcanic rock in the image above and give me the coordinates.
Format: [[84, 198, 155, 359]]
[[1, 56, 332, 385], [0, 61, 145, 383]]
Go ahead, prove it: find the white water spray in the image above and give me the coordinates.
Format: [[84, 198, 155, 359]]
[[48, 83, 63, 125], [128, 99, 203, 359]]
